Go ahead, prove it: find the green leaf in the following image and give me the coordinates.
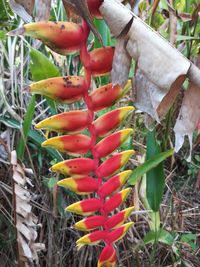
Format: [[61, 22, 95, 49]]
[[146, 130, 164, 211], [181, 233, 196, 242], [30, 48, 60, 114], [94, 19, 109, 48], [144, 229, 174, 246], [0, 30, 6, 40], [16, 96, 36, 160], [93, 19, 110, 85], [128, 149, 174, 185], [48, 177, 57, 189], [0, 115, 62, 161], [0, 0, 13, 22], [28, 130, 63, 162], [176, 35, 200, 41], [180, 233, 197, 251], [160, 0, 168, 10], [30, 48, 60, 81], [0, 116, 21, 129]]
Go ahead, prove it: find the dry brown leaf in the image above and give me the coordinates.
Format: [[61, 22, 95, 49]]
[[166, 3, 192, 22], [106, 3, 189, 86], [11, 151, 45, 265], [9, 0, 34, 22], [100, 0, 200, 154], [174, 83, 200, 161], [62, 0, 79, 19], [14, 184, 30, 200], [111, 38, 132, 87], [35, 0, 51, 21], [133, 69, 184, 122], [156, 75, 186, 118], [18, 233, 33, 259], [168, 3, 177, 45], [134, 69, 160, 122], [100, 0, 200, 86], [13, 169, 25, 185], [15, 0, 34, 14], [16, 201, 32, 217], [152, 0, 160, 16]]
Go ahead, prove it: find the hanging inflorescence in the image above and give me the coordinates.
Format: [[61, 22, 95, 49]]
[[15, 2, 135, 266]]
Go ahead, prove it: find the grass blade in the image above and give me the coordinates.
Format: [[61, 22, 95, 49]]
[[16, 95, 36, 160]]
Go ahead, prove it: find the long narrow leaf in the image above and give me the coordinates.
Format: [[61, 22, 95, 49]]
[[146, 130, 164, 211], [16, 95, 36, 160], [128, 149, 174, 185]]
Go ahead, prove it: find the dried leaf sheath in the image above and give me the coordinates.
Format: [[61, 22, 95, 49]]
[[11, 151, 45, 265]]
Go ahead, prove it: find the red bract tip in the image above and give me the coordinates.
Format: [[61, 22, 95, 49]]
[[76, 230, 106, 246], [87, 0, 103, 18], [42, 134, 91, 156], [57, 176, 99, 195], [105, 207, 134, 229], [89, 47, 114, 76], [66, 198, 102, 216], [103, 188, 131, 213], [29, 76, 86, 103], [12, 21, 86, 55], [35, 110, 89, 133], [107, 222, 134, 244], [51, 158, 95, 177], [96, 150, 134, 178], [90, 80, 131, 111], [98, 170, 132, 197], [75, 216, 105, 231], [95, 129, 133, 158], [97, 245, 116, 267], [93, 106, 134, 137]]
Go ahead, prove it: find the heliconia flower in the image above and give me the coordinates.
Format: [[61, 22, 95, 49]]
[[89, 47, 114, 76], [94, 129, 133, 158], [51, 158, 95, 177], [96, 150, 134, 178], [107, 222, 134, 244], [42, 134, 91, 156], [90, 80, 131, 111], [76, 230, 106, 246], [35, 110, 89, 133], [98, 170, 132, 197], [57, 176, 99, 195], [19, 13, 136, 266], [97, 245, 116, 267], [8, 21, 85, 55], [103, 188, 131, 213], [66, 198, 102, 216], [74, 216, 105, 231], [87, 0, 103, 19], [29, 76, 86, 103], [93, 106, 134, 137], [104, 207, 134, 229]]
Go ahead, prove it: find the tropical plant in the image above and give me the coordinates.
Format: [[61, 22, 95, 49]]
[[2, 0, 199, 266]]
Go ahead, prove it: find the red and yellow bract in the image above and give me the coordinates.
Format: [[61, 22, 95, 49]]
[[29, 76, 86, 103], [35, 110, 89, 133]]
